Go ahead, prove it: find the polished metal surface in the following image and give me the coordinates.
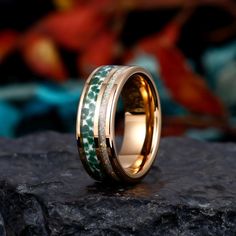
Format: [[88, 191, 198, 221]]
[[76, 65, 161, 183]]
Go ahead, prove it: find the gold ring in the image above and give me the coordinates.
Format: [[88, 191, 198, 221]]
[[76, 65, 161, 183]]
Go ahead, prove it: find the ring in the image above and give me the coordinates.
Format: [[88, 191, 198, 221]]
[[76, 65, 161, 183]]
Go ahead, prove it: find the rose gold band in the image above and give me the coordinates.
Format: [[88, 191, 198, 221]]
[[76, 65, 161, 183]]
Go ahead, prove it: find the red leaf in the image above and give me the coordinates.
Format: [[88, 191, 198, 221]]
[[78, 32, 117, 76], [39, 6, 108, 50], [20, 33, 67, 82], [157, 46, 225, 116], [0, 30, 18, 62], [137, 22, 180, 51], [136, 23, 226, 117]]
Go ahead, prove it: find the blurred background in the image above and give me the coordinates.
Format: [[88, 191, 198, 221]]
[[0, 0, 236, 141]]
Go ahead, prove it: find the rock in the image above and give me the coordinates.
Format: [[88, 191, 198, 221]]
[[0, 213, 6, 236], [0, 131, 235, 235]]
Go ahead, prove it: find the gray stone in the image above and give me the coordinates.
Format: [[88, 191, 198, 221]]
[[0, 131, 235, 235], [0, 213, 6, 236]]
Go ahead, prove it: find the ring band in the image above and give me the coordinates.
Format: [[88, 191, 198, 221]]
[[76, 65, 161, 183]]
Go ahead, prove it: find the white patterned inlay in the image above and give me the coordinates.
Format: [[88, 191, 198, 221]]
[[98, 66, 128, 178]]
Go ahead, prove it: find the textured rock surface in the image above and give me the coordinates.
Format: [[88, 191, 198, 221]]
[[0, 132, 235, 235]]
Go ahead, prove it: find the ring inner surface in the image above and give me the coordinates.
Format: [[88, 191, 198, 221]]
[[117, 73, 156, 175]]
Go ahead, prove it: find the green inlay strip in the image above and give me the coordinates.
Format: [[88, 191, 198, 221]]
[[80, 66, 115, 178]]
